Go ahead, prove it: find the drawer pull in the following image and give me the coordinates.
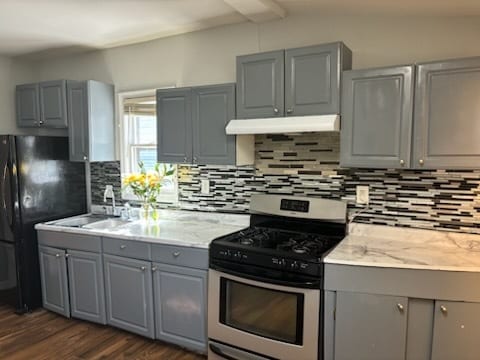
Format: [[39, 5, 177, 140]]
[[173, 251, 180, 258], [440, 305, 448, 314], [120, 245, 127, 249], [397, 303, 404, 312], [55, 253, 61, 258], [152, 266, 157, 272], [140, 266, 146, 271]]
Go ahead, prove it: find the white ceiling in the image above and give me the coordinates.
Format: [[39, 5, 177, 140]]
[[1, 0, 480, 58]]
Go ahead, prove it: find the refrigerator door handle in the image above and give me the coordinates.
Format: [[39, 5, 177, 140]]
[[3, 163, 15, 232]]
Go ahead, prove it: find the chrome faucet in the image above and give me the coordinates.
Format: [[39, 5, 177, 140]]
[[103, 185, 116, 216]]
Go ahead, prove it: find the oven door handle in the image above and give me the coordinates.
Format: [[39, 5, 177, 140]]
[[210, 263, 321, 288]]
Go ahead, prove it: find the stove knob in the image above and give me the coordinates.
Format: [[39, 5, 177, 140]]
[[280, 258, 287, 267], [290, 261, 299, 270]]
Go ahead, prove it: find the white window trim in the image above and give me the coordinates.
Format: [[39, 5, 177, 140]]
[[117, 87, 178, 204]]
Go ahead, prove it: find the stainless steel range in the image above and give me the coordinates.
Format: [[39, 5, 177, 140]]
[[208, 194, 347, 360]]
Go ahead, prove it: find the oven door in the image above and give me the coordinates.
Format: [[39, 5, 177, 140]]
[[208, 269, 320, 360]]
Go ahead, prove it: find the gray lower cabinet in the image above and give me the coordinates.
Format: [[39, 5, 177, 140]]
[[39, 80, 68, 128], [157, 88, 193, 164], [413, 57, 480, 169], [340, 65, 414, 168], [16, 83, 40, 127], [67, 250, 106, 324], [431, 301, 480, 360], [334, 291, 408, 360], [153, 263, 207, 352], [103, 254, 155, 339], [67, 80, 115, 162], [236, 50, 284, 119], [38, 246, 70, 318], [192, 84, 236, 165]]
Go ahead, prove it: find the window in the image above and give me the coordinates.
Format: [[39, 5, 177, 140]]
[[119, 90, 178, 203]]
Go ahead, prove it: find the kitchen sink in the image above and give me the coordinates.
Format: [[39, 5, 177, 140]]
[[83, 218, 130, 230], [52, 215, 109, 228]]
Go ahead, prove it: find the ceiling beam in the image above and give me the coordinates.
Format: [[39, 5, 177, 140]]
[[224, 0, 286, 23]]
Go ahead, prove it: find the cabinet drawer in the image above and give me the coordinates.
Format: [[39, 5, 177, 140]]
[[103, 237, 152, 260], [152, 244, 208, 269], [38, 230, 101, 252]]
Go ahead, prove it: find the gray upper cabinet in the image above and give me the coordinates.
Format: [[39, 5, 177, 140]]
[[67, 80, 115, 162], [192, 84, 236, 165], [236, 50, 284, 118], [16, 83, 40, 127], [157, 88, 193, 164], [153, 263, 207, 352], [39, 80, 68, 128], [38, 246, 70, 318], [103, 254, 155, 339], [334, 291, 408, 360], [413, 57, 480, 169], [431, 301, 480, 360], [67, 250, 106, 325], [285, 43, 352, 117], [340, 65, 414, 168]]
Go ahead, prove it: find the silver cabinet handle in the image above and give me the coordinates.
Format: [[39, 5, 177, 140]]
[[55, 253, 61, 258], [83, 155, 88, 161], [173, 251, 180, 258], [183, 157, 187, 163], [397, 303, 404, 312], [419, 159, 424, 166], [120, 245, 127, 249], [440, 305, 447, 314], [39, 120, 44, 125], [65, 254, 70, 258], [273, 108, 279, 114], [400, 159, 405, 166], [140, 266, 146, 271], [152, 266, 157, 272], [193, 157, 197, 163], [286, 108, 293, 114]]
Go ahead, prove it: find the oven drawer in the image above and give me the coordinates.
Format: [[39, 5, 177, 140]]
[[102, 237, 152, 260], [151, 244, 208, 269]]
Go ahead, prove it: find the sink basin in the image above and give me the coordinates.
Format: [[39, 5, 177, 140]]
[[83, 218, 130, 230], [53, 215, 109, 228]]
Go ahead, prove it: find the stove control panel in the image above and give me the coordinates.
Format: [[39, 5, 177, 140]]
[[272, 257, 309, 270], [218, 249, 248, 261]]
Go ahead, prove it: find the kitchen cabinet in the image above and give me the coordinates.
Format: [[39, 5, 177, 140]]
[[236, 42, 352, 119], [431, 301, 480, 360], [103, 254, 155, 339], [413, 57, 480, 169], [39, 80, 68, 128], [340, 65, 414, 168], [38, 246, 70, 318], [67, 250, 106, 324], [16, 83, 40, 127], [67, 80, 115, 162], [153, 263, 207, 352], [334, 291, 408, 360], [157, 84, 251, 165]]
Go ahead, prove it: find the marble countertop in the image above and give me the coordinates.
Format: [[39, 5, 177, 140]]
[[325, 223, 480, 272], [35, 209, 250, 249]]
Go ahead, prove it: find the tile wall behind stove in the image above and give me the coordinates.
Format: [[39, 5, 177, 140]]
[[90, 133, 480, 234]]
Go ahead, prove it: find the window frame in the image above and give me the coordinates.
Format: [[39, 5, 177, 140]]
[[117, 87, 178, 204]]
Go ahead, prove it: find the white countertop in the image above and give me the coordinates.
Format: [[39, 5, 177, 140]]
[[325, 223, 480, 272], [35, 209, 250, 249]]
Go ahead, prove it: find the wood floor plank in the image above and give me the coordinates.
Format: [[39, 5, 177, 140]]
[[0, 305, 205, 360]]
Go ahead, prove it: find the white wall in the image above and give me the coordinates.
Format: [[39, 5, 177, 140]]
[[33, 13, 480, 90]]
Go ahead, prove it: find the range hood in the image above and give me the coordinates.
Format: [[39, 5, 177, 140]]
[[225, 114, 340, 135]]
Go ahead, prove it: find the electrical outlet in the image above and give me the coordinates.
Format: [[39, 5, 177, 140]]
[[356, 185, 369, 205], [201, 179, 210, 194]]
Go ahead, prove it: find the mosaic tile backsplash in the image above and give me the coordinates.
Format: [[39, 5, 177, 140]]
[[90, 134, 480, 234]]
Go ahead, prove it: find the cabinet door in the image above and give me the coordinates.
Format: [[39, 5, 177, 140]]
[[38, 246, 70, 317], [431, 301, 480, 360], [157, 88, 193, 164], [334, 292, 408, 360], [39, 80, 68, 128], [16, 84, 40, 127], [67, 81, 89, 162], [153, 263, 207, 352], [236, 50, 284, 119], [285, 43, 345, 116], [67, 250, 106, 324], [414, 57, 480, 169], [103, 254, 154, 338], [192, 84, 236, 165], [340, 66, 414, 168]]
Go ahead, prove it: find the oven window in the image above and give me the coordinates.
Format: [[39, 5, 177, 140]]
[[220, 278, 304, 344]]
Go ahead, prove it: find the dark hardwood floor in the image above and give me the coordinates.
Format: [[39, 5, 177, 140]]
[[0, 303, 206, 360]]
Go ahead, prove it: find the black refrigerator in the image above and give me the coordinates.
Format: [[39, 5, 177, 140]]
[[0, 135, 87, 313]]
